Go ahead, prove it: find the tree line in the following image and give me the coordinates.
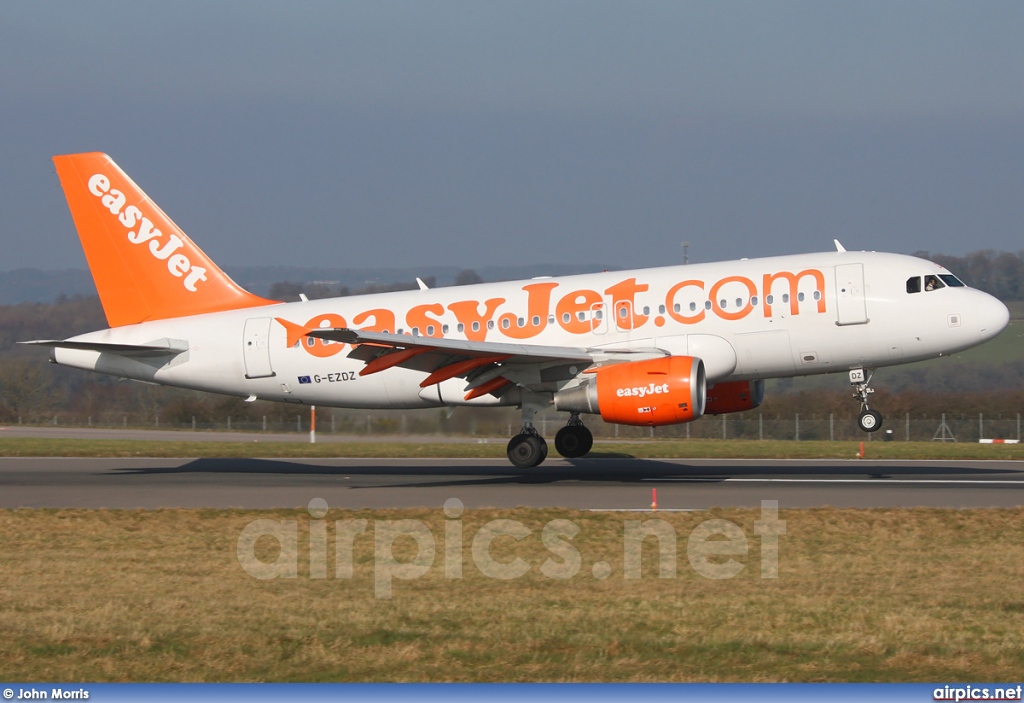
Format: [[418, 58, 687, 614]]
[[268, 269, 485, 302], [913, 249, 1024, 302]]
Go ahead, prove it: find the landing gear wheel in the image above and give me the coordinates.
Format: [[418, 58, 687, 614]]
[[555, 425, 594, 458], [858, 409, 883, 433], [507, 434, 548, 468], [850, 369, 883, 434]]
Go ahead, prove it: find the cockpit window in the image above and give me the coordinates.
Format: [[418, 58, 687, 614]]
[[906, 277, 921, 294], [939, 274, 965, 287], [924, 275, 945, 291]]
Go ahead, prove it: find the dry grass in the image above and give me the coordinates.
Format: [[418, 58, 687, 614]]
[[2, 507, 1024, 681], [0, 437, 1022, 459]]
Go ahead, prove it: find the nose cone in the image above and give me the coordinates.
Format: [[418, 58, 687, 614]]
[[975, 292, 1010, 342]]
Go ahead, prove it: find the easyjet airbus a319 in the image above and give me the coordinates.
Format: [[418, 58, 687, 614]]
[[25, 153, 1010, 467]]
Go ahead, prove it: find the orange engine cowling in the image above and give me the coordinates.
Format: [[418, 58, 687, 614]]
[[705, 379, 765, 415], [554, 356, 706, 426]]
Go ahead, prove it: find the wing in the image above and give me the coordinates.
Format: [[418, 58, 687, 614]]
[[279, 319, 663, 401]]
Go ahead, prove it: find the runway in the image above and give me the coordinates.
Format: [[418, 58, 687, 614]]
[[3, 456, 1024, 509]]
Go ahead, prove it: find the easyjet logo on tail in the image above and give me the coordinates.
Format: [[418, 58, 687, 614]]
[[87, 174, 208, 292]]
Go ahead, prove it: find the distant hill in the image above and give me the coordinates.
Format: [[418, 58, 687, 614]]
[[0, 263, 617, 304]]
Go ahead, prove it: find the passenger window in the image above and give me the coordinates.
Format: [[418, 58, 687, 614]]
[[924, 275, 945, 292], [906, 277, 921, 294]]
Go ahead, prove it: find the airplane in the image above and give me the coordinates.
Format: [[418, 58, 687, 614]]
[[24, 152, 1010, 468]]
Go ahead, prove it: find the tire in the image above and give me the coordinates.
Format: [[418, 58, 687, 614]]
[[858, 409, 883, 433], [555, 425, 593, 458], [578, 427, 594, 456], [507, 434, 548, 468]]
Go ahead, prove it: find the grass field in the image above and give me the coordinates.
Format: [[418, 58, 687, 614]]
[[2, 506, 1024, 681], [0, 437, 1023, 460]]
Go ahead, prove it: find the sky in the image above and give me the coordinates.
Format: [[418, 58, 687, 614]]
[[2, 1, 1023, 273]]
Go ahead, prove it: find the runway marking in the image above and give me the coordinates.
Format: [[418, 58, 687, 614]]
[[642, 478, 1024, 485]]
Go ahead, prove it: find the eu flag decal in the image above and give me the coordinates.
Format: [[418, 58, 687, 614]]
[[298, 375, 312, 384]]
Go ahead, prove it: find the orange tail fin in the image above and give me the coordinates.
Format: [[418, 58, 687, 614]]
[[52, 152, 277, 327]]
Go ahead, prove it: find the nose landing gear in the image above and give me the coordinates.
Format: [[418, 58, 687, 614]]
[[850, 368, 883, 432]]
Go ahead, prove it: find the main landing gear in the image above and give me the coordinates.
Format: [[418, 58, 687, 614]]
[[850, 368, 883, 433], [554, 413, 593, 459], [506, 421, 595, 468], [507, 430, 548, 469], [506, 396, 593, 468]]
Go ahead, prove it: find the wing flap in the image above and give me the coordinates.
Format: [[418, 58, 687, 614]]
[[306, 327, 597, 398]]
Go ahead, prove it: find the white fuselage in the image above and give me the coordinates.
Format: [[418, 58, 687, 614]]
[[53, 251, 1010, 409]]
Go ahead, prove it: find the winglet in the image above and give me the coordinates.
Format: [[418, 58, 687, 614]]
[[52, 153, 278, 327], [834, 239, 847, 253]]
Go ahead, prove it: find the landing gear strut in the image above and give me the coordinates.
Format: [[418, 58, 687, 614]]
[[554, 413, 593, 458], [850, 368, 883, 433], [506, 391, 550, 468]]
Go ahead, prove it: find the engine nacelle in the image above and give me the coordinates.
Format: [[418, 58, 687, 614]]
[[704, 379, 765, 415], [554, 356, 706, 426]]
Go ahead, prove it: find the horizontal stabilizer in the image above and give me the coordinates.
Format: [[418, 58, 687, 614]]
[[20, 338, 189, 358]]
